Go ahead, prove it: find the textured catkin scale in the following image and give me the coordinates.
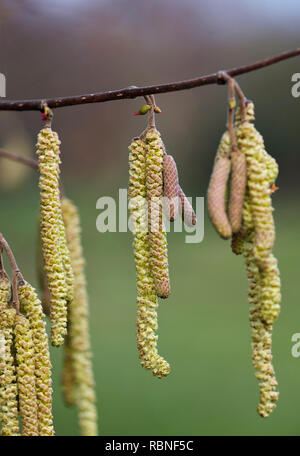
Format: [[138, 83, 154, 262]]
[[36, 127, 68, 346], [145, 129, 170, 299], [236, 103, 278, 265], [128, 137, 170, 379], [0, 287, 19, 436], [18, 282, 54, 436], [177, 185, 197, 226], [14, 314, 39, 436], [163, 154, 179, 221], [61, 197, 98, 436], [228, 150, 247, 233]]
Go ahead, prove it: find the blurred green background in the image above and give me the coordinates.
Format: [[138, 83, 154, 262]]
[[0, 0, 300, 436]]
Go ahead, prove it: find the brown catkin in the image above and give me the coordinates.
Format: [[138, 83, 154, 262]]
[[207, 156, 232, 239], [177, 185, 197, 227], [18, 282, 54, 436], [207, 131, 232, 239], [228, 150, 247, 233], [61, 197, 98, 436], [36, 126, 68, 346], [163, 154, 179, 221], [14, 314, 39, 436], [129, 137, 170, 378], [145, 129, 170, 299]]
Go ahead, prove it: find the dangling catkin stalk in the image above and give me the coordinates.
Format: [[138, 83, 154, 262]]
[[36, 125, 69, 346], [207, 131, 232, 239], [145, 129, 170, 299], [61, 197, 98, 436], [18, 281, 54, 436], [14, 314, 39, 436], [129, 137, 170, 378], [0, 278, 19, 436]]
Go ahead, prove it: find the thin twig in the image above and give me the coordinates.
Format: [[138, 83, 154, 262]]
[[0, 148, 38, 170], [0, 48, 298, 111]]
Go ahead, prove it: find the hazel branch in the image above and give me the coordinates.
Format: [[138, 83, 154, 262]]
[[0, 48, 298, 111], [0, 149, 38, 170]]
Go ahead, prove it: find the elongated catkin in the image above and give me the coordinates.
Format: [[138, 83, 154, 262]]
[[236, 103, 278, 265], [36, 126, 68, 346], [178, 185, 197, 226], [18, 281, 54, 436], [129, 137, 170, 378], [228, 150, 247, 233], [14, 314, 39, 436], [163, 154, 179, 221], [61, 197, 98, 436], [0, 281, 19, 436], [207, 131, 232, 239], [145, 129, 170, 299]]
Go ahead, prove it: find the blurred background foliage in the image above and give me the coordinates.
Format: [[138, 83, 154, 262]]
[[0, 0, 300, 436]]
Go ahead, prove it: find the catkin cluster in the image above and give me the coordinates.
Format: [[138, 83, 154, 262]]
[[60, 197, 98, 436], [208, 101, 281, 417], [0, 274, 54, 435], [129, 134, 170, 378], [36, 125, 74, 346]]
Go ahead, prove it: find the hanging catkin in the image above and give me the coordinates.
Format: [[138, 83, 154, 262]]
[[14, 314, 39, 436], [36, 125, 68, 346], [0, 278, 19, 436], [163, 154, 179, 221], [236, 103, 277, 265], [234, 102, 280, 417], [207, 131, 232, 239], [145, 129, 170, 299], [18, 281, 54, 436], [129, 137, 170, 378], [61, 197, 98, 436], [177, 185, 197, 226], [228, 149, 247, 233]]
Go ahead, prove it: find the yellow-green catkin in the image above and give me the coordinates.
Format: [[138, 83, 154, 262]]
[[236, 103, 278, 265], [36, 126, 68, 346], [0, 279, 19, 436], [243, 223, 279, 418], [14, 314, 39, 436], [235, 129, 280, 417], [145, 128, 170, 299], [61, 197, 98, 436], [129, 137, 170, 378], [61, 332, 76, 407], [18, 281, 54, 436], [207, 131, 232, 239]]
